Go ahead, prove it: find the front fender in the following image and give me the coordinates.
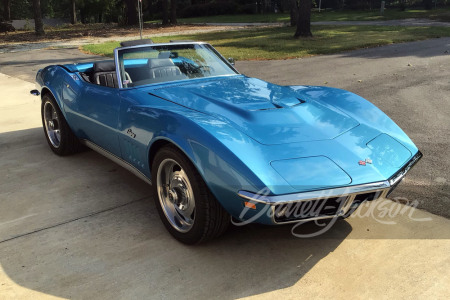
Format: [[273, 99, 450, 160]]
[[289, 85, 418, 154], [121, 100, 291, 218]]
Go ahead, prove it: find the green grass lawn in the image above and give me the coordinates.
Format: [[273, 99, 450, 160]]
[[170, 8, 450, 24], [82, 25, 450, 61]]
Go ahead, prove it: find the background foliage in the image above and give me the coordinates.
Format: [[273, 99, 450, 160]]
[[1, 0, 449, 23]]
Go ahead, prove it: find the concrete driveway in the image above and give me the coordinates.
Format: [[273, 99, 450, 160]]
[[0, 39, 449, 299]]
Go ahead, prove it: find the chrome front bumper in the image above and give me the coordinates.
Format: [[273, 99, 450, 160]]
[[238, 151, 422, 224]]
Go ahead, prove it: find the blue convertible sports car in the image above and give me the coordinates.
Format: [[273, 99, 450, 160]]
[[31, 40, 422, 244]]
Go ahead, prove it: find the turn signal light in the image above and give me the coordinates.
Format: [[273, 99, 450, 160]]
[[244, 201, 256, 210]]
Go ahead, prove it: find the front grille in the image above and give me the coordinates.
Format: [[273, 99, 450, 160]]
[[273, 189, 387, 223], [354, 191, 381, 203], [274, 196, 347, 223]]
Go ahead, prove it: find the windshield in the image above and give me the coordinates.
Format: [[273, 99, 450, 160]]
[[116, 43, 238, 88]]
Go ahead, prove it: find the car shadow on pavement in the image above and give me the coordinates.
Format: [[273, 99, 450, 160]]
[[0, 127, 352, 299], [0, 201, 352, 299]]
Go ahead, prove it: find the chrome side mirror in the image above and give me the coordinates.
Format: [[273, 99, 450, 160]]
[[228, 57, 235, 66]]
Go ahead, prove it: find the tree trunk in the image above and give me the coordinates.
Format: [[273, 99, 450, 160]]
[[290, 0, 298, 27], [80, 8, 86, 24], [3, 0, 10, 21], [423, 0, 432, 10], [294, 0, 312, 38], [162, 0, 169, 25], [124, 0, 138, 25], [170, 0, 177, 25], [32, 0, 45, 35], [70, 0, 77, 24]]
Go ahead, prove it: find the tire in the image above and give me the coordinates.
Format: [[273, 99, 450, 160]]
[[151, 145, 230, 244], [41, 93, 82, 156]]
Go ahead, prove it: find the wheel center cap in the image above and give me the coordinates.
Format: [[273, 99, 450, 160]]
[[48, 120, 54, 129], [168, 190, 178, 203]]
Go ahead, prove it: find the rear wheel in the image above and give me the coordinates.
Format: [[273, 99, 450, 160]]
[[41, 93, 82, 156], [152, 146, 230, 244]]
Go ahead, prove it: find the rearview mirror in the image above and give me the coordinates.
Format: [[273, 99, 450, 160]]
[[228, 57, 235, 66]]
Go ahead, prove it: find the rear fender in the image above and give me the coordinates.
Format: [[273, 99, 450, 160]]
[[38, 65, 84, 120]]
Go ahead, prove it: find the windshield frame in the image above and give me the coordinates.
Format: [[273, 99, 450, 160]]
[[113, 42, 240, 89]]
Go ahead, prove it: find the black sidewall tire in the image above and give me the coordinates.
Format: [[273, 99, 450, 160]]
[[41, 93, 81, 156], [151, 146, 228, 244]]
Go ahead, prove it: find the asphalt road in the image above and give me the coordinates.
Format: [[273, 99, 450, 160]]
[[0, 39, 449, 299]]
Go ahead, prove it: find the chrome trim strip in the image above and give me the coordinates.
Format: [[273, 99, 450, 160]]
[[80, 139, 152, 186], [388, 150, 423, 186], [238, 181, 390, 205], [116, 41, 208, 51], [114, 48, 123, 89]]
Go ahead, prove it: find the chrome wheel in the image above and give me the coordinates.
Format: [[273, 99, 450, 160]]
[[157, 158, 196, 233], [43, 101, 61, 148]]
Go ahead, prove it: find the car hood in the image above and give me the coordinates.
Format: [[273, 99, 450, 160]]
[[147, 76, 359, 145]]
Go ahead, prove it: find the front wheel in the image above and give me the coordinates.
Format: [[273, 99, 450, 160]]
[[151, 146, 230, 244]]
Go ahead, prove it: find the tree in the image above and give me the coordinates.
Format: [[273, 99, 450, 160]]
[[423, 0, 432, 10], [162, 0, 169, 25], [290, 0, 298, 27], [32, 0, 45, 35], [3, 0, 10, 21], [124, 0, 137, 25], [170, 0, 176, 25], [70, 0, 77, 24], [294, 0, 312, 38]]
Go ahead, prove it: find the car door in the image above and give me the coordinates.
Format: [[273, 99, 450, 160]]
[[64, 81, 122, 157], [116, 90, 155, 178]]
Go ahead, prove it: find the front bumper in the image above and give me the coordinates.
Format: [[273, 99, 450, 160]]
[[238, 151, 422, 224]]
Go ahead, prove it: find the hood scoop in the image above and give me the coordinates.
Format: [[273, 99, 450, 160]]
[[252, 97, 306, 111]]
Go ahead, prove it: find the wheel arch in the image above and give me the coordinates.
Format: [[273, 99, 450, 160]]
[[40, 86, 67, 117], [148, 136, 200, 176], [148, 138, 174, 172], [40, 87, 54, 100]]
